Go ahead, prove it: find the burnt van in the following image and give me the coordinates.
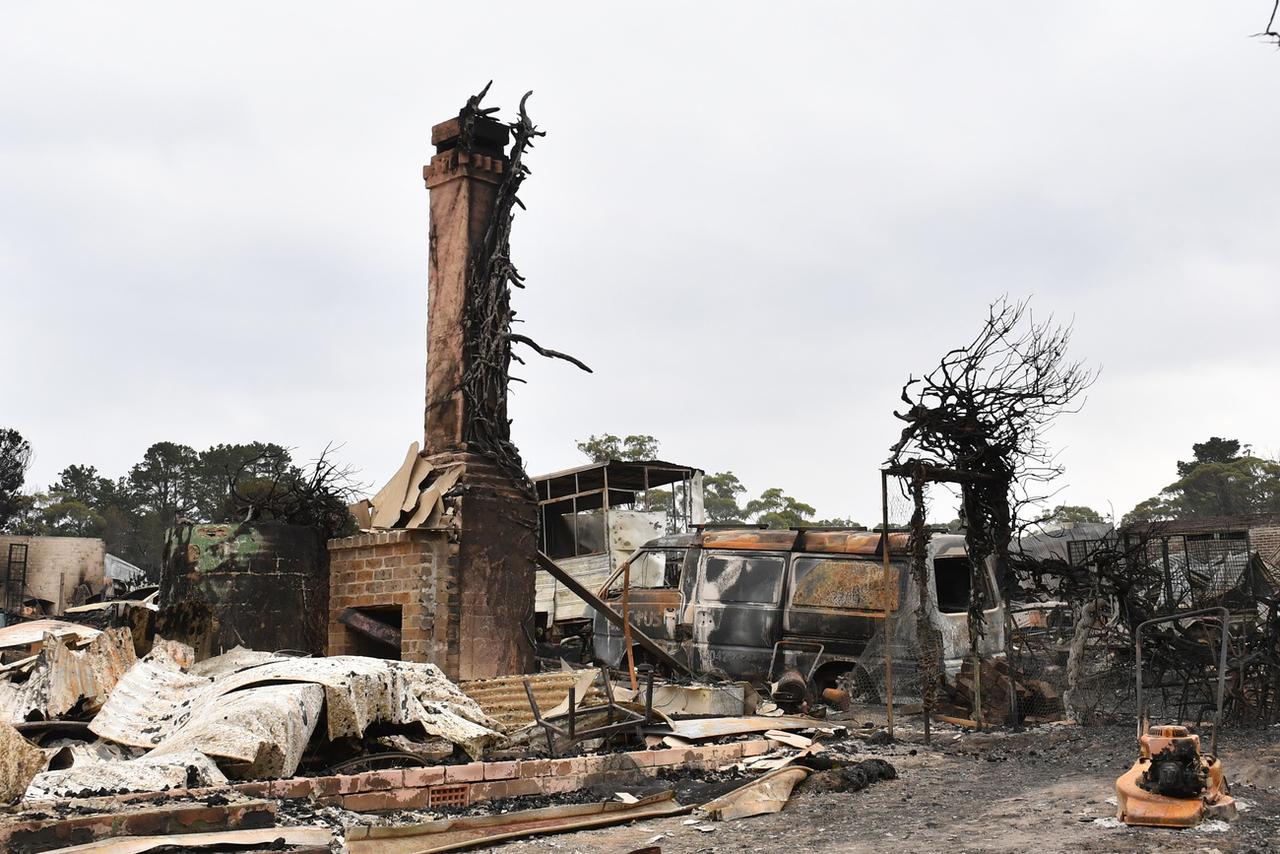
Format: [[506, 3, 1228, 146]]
[[592, 527, 1005, 690]]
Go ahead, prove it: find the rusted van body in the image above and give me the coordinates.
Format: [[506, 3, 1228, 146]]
[[592, 527, 1004, 688]]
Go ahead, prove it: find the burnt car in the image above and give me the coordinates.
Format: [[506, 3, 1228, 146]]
[[592, 527, 1005, 690]]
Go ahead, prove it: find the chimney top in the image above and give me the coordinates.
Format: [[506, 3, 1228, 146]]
[[431, 115, 510, 157]]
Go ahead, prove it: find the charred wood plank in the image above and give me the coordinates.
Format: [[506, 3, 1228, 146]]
[[338, 608, 402, 649]]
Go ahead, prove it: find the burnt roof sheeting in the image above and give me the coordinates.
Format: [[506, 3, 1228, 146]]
[[90, 652, 505, 772]]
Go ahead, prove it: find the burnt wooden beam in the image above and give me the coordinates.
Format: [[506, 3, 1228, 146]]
[[535, 551, 696, 678], [882, 462, 1003, 485], [338, 608, 402, 649]]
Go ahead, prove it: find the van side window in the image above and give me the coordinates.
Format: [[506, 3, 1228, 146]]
[[934, 556, 985, 613], [790, 557, 899, 612], [700, 554, 785, 605]]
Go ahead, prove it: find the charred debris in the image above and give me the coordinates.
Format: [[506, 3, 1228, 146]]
[[1, 87, 1275, 851]]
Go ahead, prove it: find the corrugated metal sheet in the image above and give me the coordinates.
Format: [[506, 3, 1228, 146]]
[[0, 627, 136, 723], [25, 749, 228, 800], [461, 670, 604, 729], [90, 651, 506, 778]]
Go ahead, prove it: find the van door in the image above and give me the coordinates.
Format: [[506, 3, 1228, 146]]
[[690, 550, 787, 683]]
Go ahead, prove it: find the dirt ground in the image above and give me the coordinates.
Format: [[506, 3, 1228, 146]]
[[501, 720, 1280, 854]]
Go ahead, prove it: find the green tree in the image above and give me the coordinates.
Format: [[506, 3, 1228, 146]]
[[1048, 504, 1105, 525], [0, 428, 32, 531], [812, 516, 863, 528], [575, 434, 661, 463], [195, 442, 295, 520], [1125, 437, 1280, 523], [744, 487, 816, 529], [1177, 437, 1243, 477], [128, 442, 200, 517], [703, 471, 747, 523]]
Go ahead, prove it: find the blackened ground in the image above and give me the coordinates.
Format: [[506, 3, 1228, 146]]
[[497, 722, 1280, 854]]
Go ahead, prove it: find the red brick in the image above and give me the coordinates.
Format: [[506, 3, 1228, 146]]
[[518, 759, 553, 778], [336, 774, 363, 795], [503, 778, 542, 797], [342, 791, 397, 812], [403, 766, 446, 788], [311, 776, 342, 797], [648, 747, 694, 767], [691, 743, 744, 768], [384, 786, 431, 809], [483, 760, 518, 781], [269, 777, 314, 799], [468, 781, 508, 802], [444, 762, 484, 783], [537, 774, 586, 795], [358, 769, 405, 791]]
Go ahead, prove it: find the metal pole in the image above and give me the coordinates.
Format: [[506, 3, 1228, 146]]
[[881, 470, 895, 740], [622, 558, 638, 692]]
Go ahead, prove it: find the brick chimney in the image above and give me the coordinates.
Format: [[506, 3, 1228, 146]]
[[422, 114, 510, 452], [415, 108, 535, 680]]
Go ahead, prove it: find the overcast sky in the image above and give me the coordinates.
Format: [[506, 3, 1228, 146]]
[[2, 2, 1277, 526]]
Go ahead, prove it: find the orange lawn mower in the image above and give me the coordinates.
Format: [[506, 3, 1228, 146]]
[[1115, 607, 1238, 828]]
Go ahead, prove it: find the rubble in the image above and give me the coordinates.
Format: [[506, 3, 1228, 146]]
[[26, 749, 228, 800], [0, 627, 135, 723], [0, 721, 45, 802], [345, 792, 689, 853]]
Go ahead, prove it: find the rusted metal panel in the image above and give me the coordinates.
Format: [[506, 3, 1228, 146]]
[[798, 530, 910, 555], [783, 557, 904, 653], [700, 765, 810, 821], [593, 586, 684, 670], [789, 557, 900, 613], [701, 529, 799, 551]]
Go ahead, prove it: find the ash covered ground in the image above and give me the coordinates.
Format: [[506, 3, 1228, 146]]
[[498, 722, 1280, 854]]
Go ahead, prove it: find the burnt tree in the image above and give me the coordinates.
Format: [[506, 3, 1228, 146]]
[[453, 83, 590, 489], [887, 297, 1094, 721]]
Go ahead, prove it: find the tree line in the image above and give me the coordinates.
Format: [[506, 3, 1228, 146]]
[[575, 433, 1280, 531], [0, 429, 357, 574], [575, 433, 860, 529]]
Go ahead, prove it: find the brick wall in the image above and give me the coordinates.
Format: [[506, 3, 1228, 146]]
[[0, 535, 106, 611], [327, 529, 459, 673], [13, 739, 779, 826]]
